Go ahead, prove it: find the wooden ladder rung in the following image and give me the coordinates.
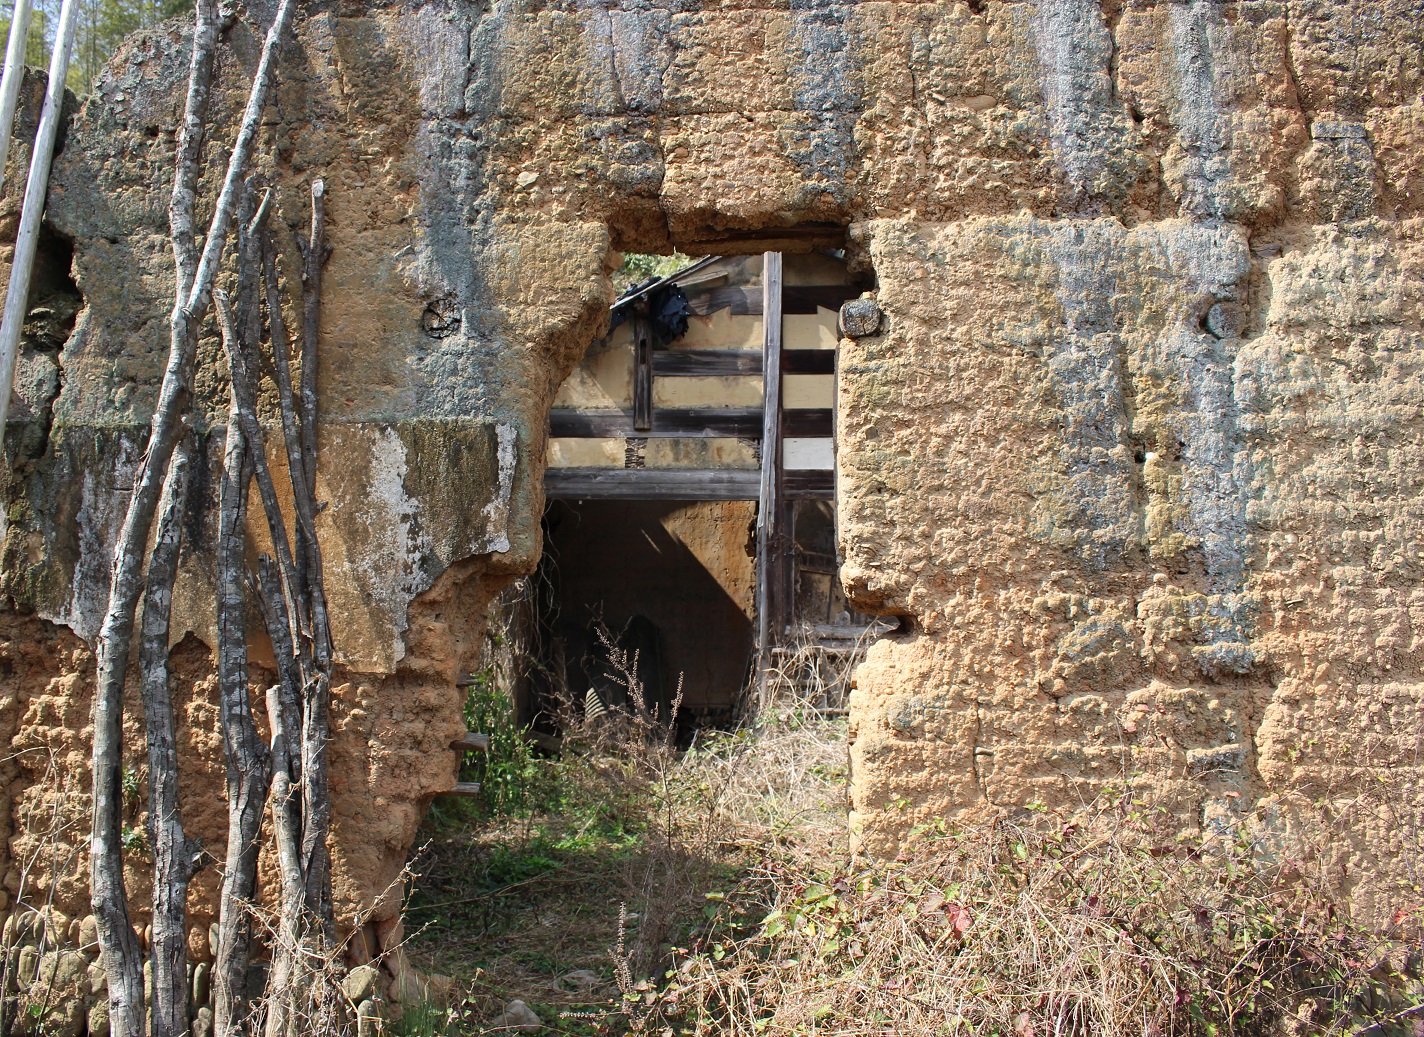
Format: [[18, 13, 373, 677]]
[[446, 781, 482, 797], [449, 732, 490, 752]]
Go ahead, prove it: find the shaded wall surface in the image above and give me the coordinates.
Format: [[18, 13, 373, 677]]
[[543, 499, 756, 715], [0, 0, 1417, 934]]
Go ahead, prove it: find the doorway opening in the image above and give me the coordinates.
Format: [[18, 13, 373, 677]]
[[525, 249, 877, 733]]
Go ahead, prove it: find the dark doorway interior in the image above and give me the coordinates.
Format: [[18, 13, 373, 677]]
[[540, 499, 757, 727]]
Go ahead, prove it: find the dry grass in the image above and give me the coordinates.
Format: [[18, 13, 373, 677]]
[[405, 683, 850, 1031], [627, 802, 1423, 1037], [403, 637, 1422, 1037]]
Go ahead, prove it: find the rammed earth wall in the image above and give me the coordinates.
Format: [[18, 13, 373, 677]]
[[0, 0, 1421, 940]]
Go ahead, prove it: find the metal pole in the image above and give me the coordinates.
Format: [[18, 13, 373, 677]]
[[0, 0, 34, 195], [0, 0, 79, 457]]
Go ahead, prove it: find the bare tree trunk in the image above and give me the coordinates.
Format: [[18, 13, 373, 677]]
[[251, 557, 306, 1037], [167, 0, 218, 296], [139, 437, 201, 1037], [210, 384, 267, 1037], [294, 182, 334, 930], [297, 179, 326, 494], [94, 1, 291, 1031], [90, 0, 218, 1025]]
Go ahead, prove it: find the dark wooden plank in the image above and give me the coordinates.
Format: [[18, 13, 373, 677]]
[[549, 408, 755, 438], [782, 350, 835, 375], [545, 467, 762, 500], [445, 782, 483, 797], [757, 251, 787, 671], [450, 732, 491, 753], [653, 350, 762, 377], [633, 317, 653, 432], [549, 408, 831, 439], [785, 469, 834, 500], [784, 410, 833, 437]]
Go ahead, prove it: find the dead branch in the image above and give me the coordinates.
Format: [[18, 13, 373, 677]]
[[168, 0, 218, 295], [210, 343, 269, 1037], [262, 228, 311, 623], [251, 555, 307, 1037], [294, 179, 335, 930], [138, 435, 201, 1037], [297, 178, 326, 493], [93, 2, 294, 1031]]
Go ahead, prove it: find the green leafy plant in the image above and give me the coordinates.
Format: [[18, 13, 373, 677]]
[[459, 667, 546, 818]]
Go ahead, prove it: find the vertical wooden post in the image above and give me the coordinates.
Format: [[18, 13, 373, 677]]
[[756, 252, 785, 687], [633, 310, 653, 433]]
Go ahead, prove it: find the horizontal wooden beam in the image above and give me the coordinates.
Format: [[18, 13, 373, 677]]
[[550, 408, 833, 439], [780, 469, 837, 499], [653, 350, 761, 376], [551, 408, 757, 438], [444, 782, 483, 797], [450, 732, 490, 753], [782, 350, 835, 375], [688, 285, 858, 318], [545, 467, 832, 501], [547, 468, 760, 500], [785, 410, 833, 436], [650, 349, 836, 377]]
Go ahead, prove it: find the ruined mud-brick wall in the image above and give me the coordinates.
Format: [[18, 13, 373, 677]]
[[0, 0, 1420, 950]]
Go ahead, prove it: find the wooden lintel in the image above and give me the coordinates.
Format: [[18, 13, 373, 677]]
[[446, 782, 483, 797]]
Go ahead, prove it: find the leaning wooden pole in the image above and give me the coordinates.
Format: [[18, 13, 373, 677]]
[[211, 289, 272, 1037], [0, 0, 77, 456], [91, 2, 294, 1035], [0, 0, 34, 194], [295, 180, 335, 931], [138, 436, 201, 1037]]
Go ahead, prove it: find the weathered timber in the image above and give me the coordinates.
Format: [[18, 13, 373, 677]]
[[653, 349, 762, 377], [450, 732, 491, 752], [139, 438, 200, 1037], [756, 251, 787, 669], [686, 284, 856, 318], [550, 407, 831, 439], [650, 348, 834, 377], [544, 467, 832, 501], [447, 782, 484, 797]]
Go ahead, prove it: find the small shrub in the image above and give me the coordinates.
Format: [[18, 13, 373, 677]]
[[459, 668, 547, 818]]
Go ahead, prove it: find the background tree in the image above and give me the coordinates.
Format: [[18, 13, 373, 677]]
[[0, 0, 195, 94]]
